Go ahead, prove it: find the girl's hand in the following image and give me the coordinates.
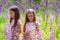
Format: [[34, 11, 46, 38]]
[[30, 33, 35, 38], [23, 32, 31, 37], [12, 33, 16, 37]]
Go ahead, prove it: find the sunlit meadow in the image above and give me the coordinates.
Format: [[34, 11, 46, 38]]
[[0, 0, 60, 40]]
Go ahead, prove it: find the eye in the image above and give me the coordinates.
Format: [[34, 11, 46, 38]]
[[31, 15, 33, 17]]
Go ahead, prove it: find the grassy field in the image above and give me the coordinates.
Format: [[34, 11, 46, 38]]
[[0, 9, 60, 40]]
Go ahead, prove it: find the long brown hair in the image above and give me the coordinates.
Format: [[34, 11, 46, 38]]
[[23, 9, 36, 32], [10, 6, 20, 28]]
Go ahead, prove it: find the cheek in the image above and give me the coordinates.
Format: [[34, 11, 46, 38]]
[[12, 13, 15, 17], [28, 17, 30, 20], [10, 14, 12, 17], [10, 13, 15, 18], [10, 11, 15, 18], [31, 16, 33, 20]]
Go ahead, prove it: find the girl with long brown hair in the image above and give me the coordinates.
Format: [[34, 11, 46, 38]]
[[4, 6, 21, 40], [22, 9, 40, 40]]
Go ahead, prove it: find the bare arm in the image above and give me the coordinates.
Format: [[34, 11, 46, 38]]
[[17, 22, 21, 34]]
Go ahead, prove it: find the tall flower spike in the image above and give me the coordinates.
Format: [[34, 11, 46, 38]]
[[38, 29, 42, 40], [50, 28, 54, 40]]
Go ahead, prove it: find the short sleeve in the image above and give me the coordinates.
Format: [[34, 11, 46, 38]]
[[17, 20, 22, 33], [17, 20, 22, 25]]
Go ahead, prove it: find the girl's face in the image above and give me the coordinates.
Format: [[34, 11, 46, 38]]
[[10, 10, 15, 19], [27, 12, 34, 22]]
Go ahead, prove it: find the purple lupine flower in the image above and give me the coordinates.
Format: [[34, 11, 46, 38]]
[[3, 0, 6, 4], [34, 4, 40, 10], [23, 6, 26, 12], [14, 1, 22, 11], [51, 3, 57, 10], [14, 1, 19, 6], [0, 7, 2, 13], [0, 4, 2, 13], [42, 0, 48, 7], [8, 2, 11, 7], [0, 4, 2, 7], [51, 0, 60, 12], [38, 30, 42, 40], [45, 0, 48, 7], [50, 14, 55, 23], [50, 28, 54, 40], [55, 9, 60, 14], [30, 0, 32, 3], [18, 4, 22, 11], [30, 0, 32, 5]]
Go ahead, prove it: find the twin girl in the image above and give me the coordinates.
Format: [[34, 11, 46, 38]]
[[4, 6, 42, 40]]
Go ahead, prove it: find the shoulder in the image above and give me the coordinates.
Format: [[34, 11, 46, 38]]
[[17, 20, 22, 28], [17, 19, 22, 25]]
